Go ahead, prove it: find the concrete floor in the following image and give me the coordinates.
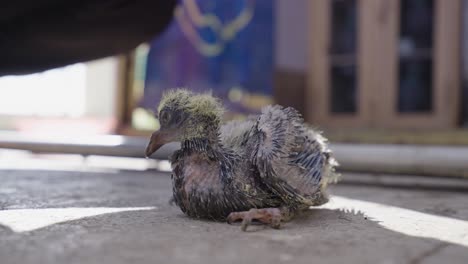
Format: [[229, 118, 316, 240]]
[[0, 168, 467, 264]]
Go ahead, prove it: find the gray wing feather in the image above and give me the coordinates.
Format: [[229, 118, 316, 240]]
[[219, 117, 256, 151], [251, 105, 338, 206]]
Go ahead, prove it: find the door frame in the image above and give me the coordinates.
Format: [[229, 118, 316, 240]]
[[307, 0, 462, 129]]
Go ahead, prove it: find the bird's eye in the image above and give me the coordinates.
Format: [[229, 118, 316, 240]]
[[173, 113, 182, 124], [159, 111, 170, 124]]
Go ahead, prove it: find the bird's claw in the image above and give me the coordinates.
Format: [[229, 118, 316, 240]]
[[227, 208, 283, 231], [227, 211, 253, 231]]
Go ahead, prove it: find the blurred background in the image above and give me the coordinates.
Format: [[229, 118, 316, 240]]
[[1, 1, 468, 263], [0, 0, 467, 174], [1, 0, 467, 140]]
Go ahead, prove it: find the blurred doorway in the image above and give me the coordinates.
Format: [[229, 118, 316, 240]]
[[308, 0, 461, 130], [0, 58, 122, 136]]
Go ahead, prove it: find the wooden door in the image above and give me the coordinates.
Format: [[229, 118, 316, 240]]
[[308, 0, 371, 128], [307, 0, 461, 129]]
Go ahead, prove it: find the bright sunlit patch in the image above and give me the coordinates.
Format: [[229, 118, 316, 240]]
[[0, 64, 86, 117], [0, 207, 155, 233], [0, 162, 119, 173], [155, 160, 172, 172], [321, 196, 468, 248], [0, 149, 169, 172]]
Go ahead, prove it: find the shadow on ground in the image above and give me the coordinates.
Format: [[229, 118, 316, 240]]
[[0, 169, 467, 264], [0, 206, 467, 264]]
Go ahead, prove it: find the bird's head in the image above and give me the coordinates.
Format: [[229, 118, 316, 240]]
[[145, 89, 224, 157]]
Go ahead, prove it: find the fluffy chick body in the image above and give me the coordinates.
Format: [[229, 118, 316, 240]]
[[147, 89, 339, 225]]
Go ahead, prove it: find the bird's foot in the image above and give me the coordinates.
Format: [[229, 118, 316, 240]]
[[227, 208, 282, 231]]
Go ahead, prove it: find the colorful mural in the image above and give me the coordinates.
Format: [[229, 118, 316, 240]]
[[138, 0, 274, 118]]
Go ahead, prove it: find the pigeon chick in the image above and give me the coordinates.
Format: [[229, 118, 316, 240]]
[[145, 89, 339, 231]]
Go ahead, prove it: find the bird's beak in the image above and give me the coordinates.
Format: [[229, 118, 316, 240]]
[[145, 130, 172, 158]]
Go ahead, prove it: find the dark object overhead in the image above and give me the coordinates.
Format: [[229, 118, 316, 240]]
[[0, 0, 176, 76]]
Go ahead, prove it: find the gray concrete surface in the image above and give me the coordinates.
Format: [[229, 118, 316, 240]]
[[1, 168, 467, 264]]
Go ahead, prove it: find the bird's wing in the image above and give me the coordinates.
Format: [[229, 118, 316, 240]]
[[219, 117, 256, 151], [250, 105, 338, 206]]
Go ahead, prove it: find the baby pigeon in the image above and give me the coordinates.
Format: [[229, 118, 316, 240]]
[[145, 89, 339, 231]]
